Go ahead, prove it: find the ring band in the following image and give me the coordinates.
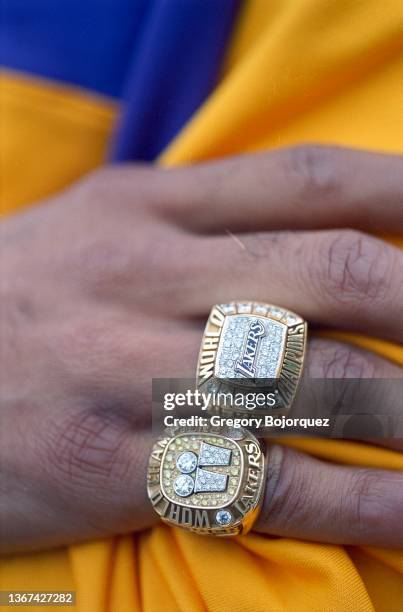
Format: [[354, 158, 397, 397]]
[[197, 301, 307, 413], [147, 428, 266, 535]]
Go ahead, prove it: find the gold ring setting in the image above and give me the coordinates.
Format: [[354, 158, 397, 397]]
[[147, 428, 266, 536]]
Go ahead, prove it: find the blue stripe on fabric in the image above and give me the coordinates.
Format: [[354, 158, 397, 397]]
[[111, 0, 240, 161], [1, 0, 149, 98]]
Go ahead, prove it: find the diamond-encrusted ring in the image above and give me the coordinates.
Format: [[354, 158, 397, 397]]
[[147, 429, 266, 535], [197, 302, 307, 414]]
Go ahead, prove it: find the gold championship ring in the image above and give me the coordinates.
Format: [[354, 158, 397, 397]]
[[197, 302, 307, 414], [147, 429, 266, 536]]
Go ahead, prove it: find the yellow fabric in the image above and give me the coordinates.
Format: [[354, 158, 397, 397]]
[[0, 71, 116, 215], [1, 1, 403, 610]]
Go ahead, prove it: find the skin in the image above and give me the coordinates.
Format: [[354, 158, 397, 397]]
[[0, 144, 402, 555]]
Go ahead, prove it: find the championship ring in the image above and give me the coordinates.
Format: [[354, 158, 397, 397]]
[[147, 429, 266, 536], [197, 302, 307, 413]]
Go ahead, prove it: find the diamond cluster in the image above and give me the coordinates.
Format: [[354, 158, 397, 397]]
[[194, 469, 228, 493], [220, 303, 300, 325], [173, 444, 231, 496], [199, 442, 231, 466], [161, 435, 242, 507], [216, 315, 286, 379]]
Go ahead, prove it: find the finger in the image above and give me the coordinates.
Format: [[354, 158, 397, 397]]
[[299, 337, 403, 421], [255, 445, 403, 548], [0, 411, 157, 555], [70, 319, 402, 446], [183, 229, 403, 343], [156, 145, 403, 233]]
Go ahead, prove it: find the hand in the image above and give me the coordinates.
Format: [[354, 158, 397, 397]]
[[1, 145, 402, 554]]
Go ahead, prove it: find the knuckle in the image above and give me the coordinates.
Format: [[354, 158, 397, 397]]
[[313, 229, 392, 307], [285, 144, 342, 199], [35, 407, 132, 494], [350, 469, 392, 537], [308, 340, 377, 378]]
